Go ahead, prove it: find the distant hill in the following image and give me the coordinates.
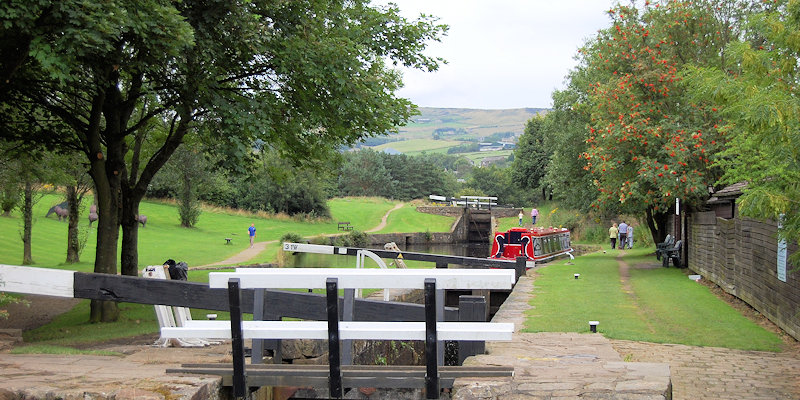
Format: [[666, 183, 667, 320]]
[[396, 107, 547, 141], [357, 107, 548, 165]]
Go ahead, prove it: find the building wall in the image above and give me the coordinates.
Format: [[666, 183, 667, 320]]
[[688, 211, 800, 340]]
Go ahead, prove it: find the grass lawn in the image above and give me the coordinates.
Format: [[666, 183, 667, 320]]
[[0, 195, 406, 270], [525, 246, 783, 351], [373, 203, 454, 234]]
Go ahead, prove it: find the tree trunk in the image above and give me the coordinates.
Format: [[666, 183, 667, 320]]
[[120, 196, 140, 277], [645, 206, 670, 245], [65, 185, 81, 263], [88, 147, 121, 323], [21, 180, 33, 265]]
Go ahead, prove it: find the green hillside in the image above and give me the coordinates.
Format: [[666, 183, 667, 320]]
[[400, 107, 546, 140], [362, 107, 546, 164]]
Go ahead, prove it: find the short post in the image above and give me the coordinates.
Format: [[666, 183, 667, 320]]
[[589, 321, 599, 333], [457, 295, 486, 364], [515, 256, 527, 282], [227, 278, 247, 399], [342, 288, 355, 365], [424, 278, 439, 399], [252, 289, 265, 364], [326, 278, 343, 399]]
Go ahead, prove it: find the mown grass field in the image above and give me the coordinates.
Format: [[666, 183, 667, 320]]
[[0, 194, 454, 270], [525, 247, 783, 351]]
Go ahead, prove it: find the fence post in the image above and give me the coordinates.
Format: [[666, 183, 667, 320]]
[[252, 289, 264, 364], [342, 288, 355, 365], [227, 278, 247, 399], [457, 295, 487, 364], [424, 278, 439, 399], [326, 278, 343, 399]]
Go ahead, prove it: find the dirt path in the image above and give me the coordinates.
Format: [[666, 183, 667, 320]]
[[616, 253, 659, 335], [195, 203, 404, 268], [194, 240, 277, 268], [365, 202, 404, 233]]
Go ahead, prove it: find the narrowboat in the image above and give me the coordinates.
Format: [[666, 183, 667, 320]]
[[489, 226, 574, 268]]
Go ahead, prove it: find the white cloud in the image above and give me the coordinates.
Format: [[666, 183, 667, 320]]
[[383, 1, 615, 109]]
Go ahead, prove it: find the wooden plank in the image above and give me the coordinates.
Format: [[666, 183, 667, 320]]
[[169, 364, 513, 389], [209, 268, 515, 290], [177, 364, 512, 374], [0, 265, 74, 297], [162, 320, 514, 341], [69, 270, 460, 322], [282, 243, 515, 268]]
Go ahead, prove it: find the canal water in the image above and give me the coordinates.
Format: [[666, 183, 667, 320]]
[[283, 242, 491, 269]]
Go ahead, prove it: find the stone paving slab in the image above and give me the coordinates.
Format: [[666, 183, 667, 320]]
[[0, 344, 230, 399], [451, 275, 672, 399], [612, 340, 800, 400]]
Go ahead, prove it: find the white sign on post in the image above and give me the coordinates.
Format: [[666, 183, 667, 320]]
[[777, 215, 787, 283]]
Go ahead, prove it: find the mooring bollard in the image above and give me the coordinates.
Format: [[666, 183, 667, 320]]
[[589, 321, 599, 333]]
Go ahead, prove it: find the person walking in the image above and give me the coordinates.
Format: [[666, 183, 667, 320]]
[[609, 223, 619, 250], [531, 207, 539, 225], [627, 225, 634, 249], [248, 223, 256, 248], [518, 210, 524, 226], [618, 221, 628, 250]]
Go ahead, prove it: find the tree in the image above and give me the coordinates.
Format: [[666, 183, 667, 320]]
[[338, 149, 395, 197], [579, 1, 742, 243], [512, 115, 552, 201], [1, 1, 446, 321], [541, 81, 598, 213], [684, 0, 800, 260]]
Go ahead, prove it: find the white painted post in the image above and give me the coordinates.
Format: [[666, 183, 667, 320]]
[[141, 265, 216, 347]]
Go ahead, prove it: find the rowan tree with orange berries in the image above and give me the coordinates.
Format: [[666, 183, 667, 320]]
[[579, 1, 744, 243]]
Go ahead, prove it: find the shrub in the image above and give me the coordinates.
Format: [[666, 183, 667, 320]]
[[548, 208, 580, 231], [334, 230, 369, 247]]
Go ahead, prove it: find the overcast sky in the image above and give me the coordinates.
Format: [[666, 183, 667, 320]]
[[384, 1, 616, 110]]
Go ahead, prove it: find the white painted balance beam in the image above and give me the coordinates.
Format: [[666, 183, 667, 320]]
[[0, 265, 75, 297], [162, 320, 514, 341], [207, 268, 516, 290]]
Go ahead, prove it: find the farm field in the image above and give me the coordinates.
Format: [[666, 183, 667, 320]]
[[373, 138, 463, 154]]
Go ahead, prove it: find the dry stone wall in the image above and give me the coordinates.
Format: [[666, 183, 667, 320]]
[[688, 211, 800, 340]]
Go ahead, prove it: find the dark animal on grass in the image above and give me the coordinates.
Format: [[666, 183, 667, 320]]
[[46, 202, 68, 218], [54, 206, 68, 222], [88, 212, 98, 226], [88, 204, 98, 227], [137, 215, 147, 227]]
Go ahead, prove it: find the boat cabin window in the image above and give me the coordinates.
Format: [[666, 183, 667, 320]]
[[508, 231, 523, 244]]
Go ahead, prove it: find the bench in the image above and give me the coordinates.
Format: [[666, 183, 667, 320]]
[[661, 239, 682, 268], [655, 234, 674, 261], [162, 268, 516, 399], [337, 221, 353, 231]]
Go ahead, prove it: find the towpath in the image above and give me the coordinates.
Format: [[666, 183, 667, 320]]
[[195, 202, 404, 268]]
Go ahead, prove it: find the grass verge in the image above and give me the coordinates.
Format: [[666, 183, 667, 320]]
[[524, 246, 783, 352]]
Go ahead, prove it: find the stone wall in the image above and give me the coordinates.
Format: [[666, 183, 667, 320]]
[[688, 211, 800, 340]]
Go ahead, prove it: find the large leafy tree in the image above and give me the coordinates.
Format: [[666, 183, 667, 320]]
[[1, 0, 446, 321], [684, 0, 800, 259], [512, 115, 552, 201], [580, 1, 742, 243], [541, 79, 598, 213]]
